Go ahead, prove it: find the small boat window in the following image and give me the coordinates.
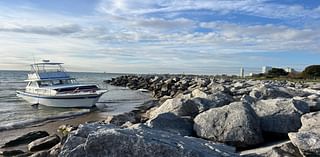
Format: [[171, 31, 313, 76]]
[[52, 80, 63, 85], [29, 81, 39, 87], [38, 81, 53, 87]]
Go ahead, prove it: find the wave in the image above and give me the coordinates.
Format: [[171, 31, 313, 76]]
[[0, 110, 91, 132]]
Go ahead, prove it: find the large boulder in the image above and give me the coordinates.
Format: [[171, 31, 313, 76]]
[[145, 112, 194, 136], [1, 131, 49, 148], [149, 98, 199, 118], [289, 111, 320, 156], [252, 98, 309, 133], [28, 134, 60, 151], [194, 102, 263, 148], [60, 124, 238, 157], [191, 89, 233, 108], [249, 85, 293, 100]]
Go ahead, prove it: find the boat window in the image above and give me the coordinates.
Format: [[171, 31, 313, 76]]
[[38, 81, 53, 87], [61, 79, 78, 85], [52, 80, 63, 85], [29, 81, 38, 87]]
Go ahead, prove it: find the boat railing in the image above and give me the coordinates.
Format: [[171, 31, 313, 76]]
[[27, 88, 57, 96]]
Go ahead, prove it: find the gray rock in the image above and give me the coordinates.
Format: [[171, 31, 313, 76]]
[[48, 143, 62, 157], [28, 134, 60, 151], [60, 124, 238, 157], [241, 94, 256, 104], [30, 150, 49, 157], [191, 97, 219, 113], [289, 111, 320, 156], [149, 98, 199, 118], [2, 131, 49, 148], [192, 89, 233, 108], [294, 96, 320, 112], [249, 85, 293, 100], [253, 98, 309, 133], [260, 142, 302, 157], [73, 122, 116, 138], [59, 123, 116, 156], [146, 112, 194, 136], [104, 112, 138, 126], [209, 83, 230, 94], [0, 150, 25, 156], [60, 136, 86, 155], [194, 101, 263, 148]]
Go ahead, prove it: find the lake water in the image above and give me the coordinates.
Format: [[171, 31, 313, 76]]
[[0, 70, 151, 131]]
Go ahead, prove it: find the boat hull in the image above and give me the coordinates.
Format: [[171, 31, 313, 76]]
[[16, 91, 103, 108]]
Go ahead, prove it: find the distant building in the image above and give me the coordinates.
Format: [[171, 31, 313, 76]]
[[262, 66, 272, 74], [285, 67, 296, 73], [240, 67, 244, 78]]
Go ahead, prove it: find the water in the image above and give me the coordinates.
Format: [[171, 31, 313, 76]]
[[0, 71, 151, 131]]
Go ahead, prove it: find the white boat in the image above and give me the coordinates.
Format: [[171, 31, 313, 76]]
[[16, 60, 107, 108]]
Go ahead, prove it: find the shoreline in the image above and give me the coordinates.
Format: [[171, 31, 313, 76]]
[[0, 112, 103, 151], [0, 99, 157, 154]]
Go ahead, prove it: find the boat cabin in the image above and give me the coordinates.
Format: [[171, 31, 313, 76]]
[[24, 61, 98, 95]]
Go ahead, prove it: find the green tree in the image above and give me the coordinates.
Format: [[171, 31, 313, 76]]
[[302, 65, 320, 79], [267, 68, 288, 77]]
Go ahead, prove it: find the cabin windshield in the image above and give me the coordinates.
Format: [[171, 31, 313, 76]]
[[31, 64, 65, 73], [38, 79, 78, 87]]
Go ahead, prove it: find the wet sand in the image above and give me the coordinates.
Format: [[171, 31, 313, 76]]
[[0, 111, 106, 153]]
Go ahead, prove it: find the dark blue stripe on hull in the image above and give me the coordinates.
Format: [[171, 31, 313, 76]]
[[17, 91, 100, 99]]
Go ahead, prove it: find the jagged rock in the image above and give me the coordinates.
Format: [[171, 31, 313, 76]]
[[0, 150, 25, 156], [208, 83, 230, 93], [249, 85, 293, 99], [49, 143, 62, 157], [194, 101, 263, 148], [28, 134, 60, 151], [191, 97, 219, 113], [289, 111, 320, 156], [121, 121, 134, 128], [60, 124, 238, 157], [145, 112, 194, 136], [104, 112, 138, 126], [191, 89, 233, 107], [2, 131, 49, 148], [261, 142, 302, 157], [253, 98, 309, 133], [241, 94, 256, 104], [30, 150, 49, 157], [149, 98, 199, 118], [294, 96, 320, 112], [74, 122, 116, 138]]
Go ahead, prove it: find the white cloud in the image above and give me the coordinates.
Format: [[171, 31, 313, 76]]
[[0, 23, 81, 35], [98, 0, 320, 19], [0, 1, 319, 74]]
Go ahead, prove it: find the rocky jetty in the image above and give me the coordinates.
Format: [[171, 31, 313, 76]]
[[101, 75, 320, 156]]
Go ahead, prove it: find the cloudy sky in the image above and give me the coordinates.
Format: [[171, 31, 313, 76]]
[[0, 0, 319, 74]]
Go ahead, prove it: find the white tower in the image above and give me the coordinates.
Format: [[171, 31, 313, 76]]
[[240, 67, 244, 78]]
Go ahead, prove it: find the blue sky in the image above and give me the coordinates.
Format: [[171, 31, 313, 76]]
[[0, 0, 319, 74]]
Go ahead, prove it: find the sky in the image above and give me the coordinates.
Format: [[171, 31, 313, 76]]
[[0, 0, 319, 75]]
